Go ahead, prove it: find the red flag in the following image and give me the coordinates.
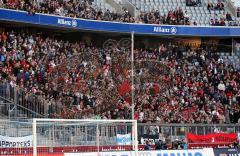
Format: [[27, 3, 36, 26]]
[[187, 133, 237, 143], [118, 81, 131, 96]]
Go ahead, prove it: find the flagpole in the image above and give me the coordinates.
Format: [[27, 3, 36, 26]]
[[131, 31, 135, 120]]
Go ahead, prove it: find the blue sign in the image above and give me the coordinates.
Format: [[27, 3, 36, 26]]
[[0, 8, 240, 36], [214, 148, 240, 156], [156, 151, 203, 156], [64, 149, 215, 156]]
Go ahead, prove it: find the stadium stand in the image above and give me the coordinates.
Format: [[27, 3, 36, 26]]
[[0, 29, 239, 123], [131, 0, 240, 26], [0, 0, 135, 23], [0, 1, 240, 155], [0, 0, 239, 26]]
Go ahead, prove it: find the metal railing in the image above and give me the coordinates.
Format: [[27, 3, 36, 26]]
[[0, 81, 46, 119], [106, 0, 123, 13], [0, 79, 124, 120], [0, 120, 238, 155], [226, 0, 237, 17], [121, 0, 139, 17], [138, 123, 240, 144], [0, 119, 239, 146]]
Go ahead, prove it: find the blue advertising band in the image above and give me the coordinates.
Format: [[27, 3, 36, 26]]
[[0, 8, 239, 36], [213, 148, 240, 156]]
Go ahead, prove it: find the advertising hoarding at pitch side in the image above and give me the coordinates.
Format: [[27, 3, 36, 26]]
[[64, 148, 214, 156]]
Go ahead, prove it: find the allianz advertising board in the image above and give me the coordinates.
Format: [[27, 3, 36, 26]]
[[64, 148, 214, 156]]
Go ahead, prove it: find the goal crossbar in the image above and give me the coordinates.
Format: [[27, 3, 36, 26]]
[[32, 118, 138, 156], [33, 118, 136, 122]]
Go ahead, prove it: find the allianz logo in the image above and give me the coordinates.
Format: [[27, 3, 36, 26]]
[[153, 26, 177, 34], [57, 18, 77, 27]]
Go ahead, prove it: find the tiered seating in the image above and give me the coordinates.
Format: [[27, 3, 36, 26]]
[[0, 29, 240, 123], [219, 52, 240, 69], [132, 0, 185, 13], [130, 0, 237, 26], [93, 0, 116, 12], [0, 0, 239, 26], [186, 5, 211, 25]]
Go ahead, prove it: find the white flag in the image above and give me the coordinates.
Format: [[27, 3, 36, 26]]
[[116, 133, 131, 145]]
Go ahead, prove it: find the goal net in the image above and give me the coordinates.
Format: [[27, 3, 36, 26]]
[[32, 118, 138, 156]]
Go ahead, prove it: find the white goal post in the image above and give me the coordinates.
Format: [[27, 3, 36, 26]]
[[32, 118, 138, 156]]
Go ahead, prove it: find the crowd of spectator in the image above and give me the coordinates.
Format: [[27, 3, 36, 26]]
[[138, 8, 190, 25], [209, 18, 226, 26], [208, 11, 237, 26], [186, 0, 202, 7], [0, 29, 239, 124], [206, 0, 229, 26], [134, 46, 240, 124], [228, 20, 240, 26], [0, 0, 191, 25], [0, 0, 239, 27], [207, 0, 225, 12], [0, 0, 135, 23], [210, 19, 240, 26]]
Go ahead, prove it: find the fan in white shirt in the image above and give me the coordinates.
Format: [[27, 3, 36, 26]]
[[217, 81, 226, 91]]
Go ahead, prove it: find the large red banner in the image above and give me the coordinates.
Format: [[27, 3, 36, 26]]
[[187, 133, 237, 143]]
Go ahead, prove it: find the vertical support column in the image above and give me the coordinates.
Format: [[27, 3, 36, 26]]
[[185, 126, 188, 149], [14, 87, 18, 117], [174, 126, 176, 140], [33, 119, 37, 156], [52, 124, 55, 151], [133, 120, 138, 156], [96, 122, 100, 156], [85, 126, 87, 143], [232, 38, 234, 56], [131, 31, 135, 120], [14, 87, 17, 104], [203, 126, 206, 135], [170, 126, 173, 144]]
